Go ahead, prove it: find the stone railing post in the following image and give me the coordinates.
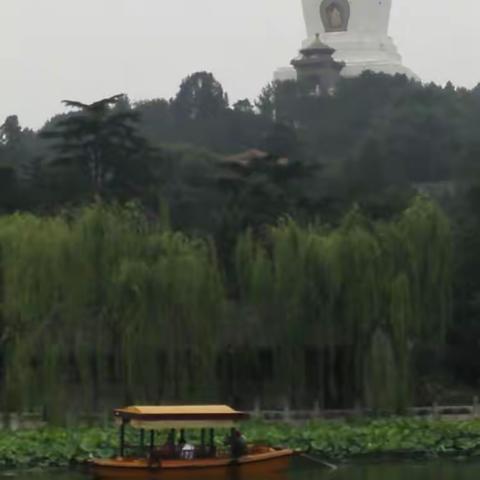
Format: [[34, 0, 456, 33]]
[[473, 396, 479, 418], [283, 398, 291, 422], [253, 397, 262, 419]]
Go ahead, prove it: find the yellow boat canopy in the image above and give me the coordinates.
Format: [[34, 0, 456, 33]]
[[114, 405, 250, 430]]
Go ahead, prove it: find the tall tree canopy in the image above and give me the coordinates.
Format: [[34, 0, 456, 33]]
[[171, 71, 229, 121], [41, 95, 154, 201]]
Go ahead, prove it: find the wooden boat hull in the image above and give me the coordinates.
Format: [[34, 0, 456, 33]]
[[91, 449, 293, 479]]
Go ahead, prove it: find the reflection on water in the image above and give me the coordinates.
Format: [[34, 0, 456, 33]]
[[5, 461, 480, 480]]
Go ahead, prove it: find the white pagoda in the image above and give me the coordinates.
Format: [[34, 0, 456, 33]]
[[275, 0, 417, 81]]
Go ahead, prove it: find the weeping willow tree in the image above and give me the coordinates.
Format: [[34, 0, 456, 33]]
[[111, 230, 224, 402], [0, 203, 225, 420], [235, 211, 387, 407], [374, 196, 452, 410], [0, 196, 452, 418], [0, 213, 70, 418], [235, 196, 452, 411]]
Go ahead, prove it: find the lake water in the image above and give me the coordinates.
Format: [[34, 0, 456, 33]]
[[5, 462, 480, 480], [295, 461, 480, 479]]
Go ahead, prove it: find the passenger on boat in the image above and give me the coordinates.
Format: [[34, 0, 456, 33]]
[[148, 430, 176, 465], [177, 433, 195, 460], [178, 439, 195, 460], [227, 429, 247, 458], [181, 443, 195, 460]]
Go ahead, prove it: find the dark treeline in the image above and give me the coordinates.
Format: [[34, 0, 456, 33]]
[[3, 73, 479, 222], [0, 71, 480, 417]]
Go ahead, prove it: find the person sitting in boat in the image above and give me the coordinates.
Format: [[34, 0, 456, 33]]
[[177, 433, 195, 460], [179, 440, 195, 460]]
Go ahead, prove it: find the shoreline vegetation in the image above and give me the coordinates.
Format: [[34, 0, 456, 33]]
[[2, 418, 480, 469]]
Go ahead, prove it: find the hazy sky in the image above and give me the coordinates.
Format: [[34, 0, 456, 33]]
[[1, 0, 479, 129]]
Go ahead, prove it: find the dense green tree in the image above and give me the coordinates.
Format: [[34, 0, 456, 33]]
[[171, 71, 228, 121], [0, 115, 42, 211], [233, 99, 254, 114], [255, 82, 276, 119], [0, 115, 40, 171], [135, 98, 174, 146], [0, 116, 22, 145], [41, 95, 154, 202]]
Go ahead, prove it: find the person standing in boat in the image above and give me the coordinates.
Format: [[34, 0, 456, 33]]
[[228, 429, 247, 458]]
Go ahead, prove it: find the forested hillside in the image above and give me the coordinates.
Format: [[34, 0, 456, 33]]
[[1, 71, 480, 416]]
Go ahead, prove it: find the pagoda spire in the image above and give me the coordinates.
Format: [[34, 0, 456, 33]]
[[291, 33, 344, 95]]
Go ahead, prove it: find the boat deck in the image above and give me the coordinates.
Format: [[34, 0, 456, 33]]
[[92, 448, 293, 478]]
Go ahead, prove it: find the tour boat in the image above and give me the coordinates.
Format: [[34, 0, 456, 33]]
[[91, 405, 293, 478]]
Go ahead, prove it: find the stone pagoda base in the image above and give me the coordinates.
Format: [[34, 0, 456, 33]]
[[275, 32, 417, 82]]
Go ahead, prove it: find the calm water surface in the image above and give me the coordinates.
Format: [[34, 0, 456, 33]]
[[6, 462, 480, 480]]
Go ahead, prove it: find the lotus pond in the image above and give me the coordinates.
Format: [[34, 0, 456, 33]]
[[2, 419, 480, 479], [4, 461, 480, 480], [4, 418, 480, 468]]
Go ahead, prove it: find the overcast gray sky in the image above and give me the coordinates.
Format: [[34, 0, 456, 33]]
[[1, 0, 479, 129]]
